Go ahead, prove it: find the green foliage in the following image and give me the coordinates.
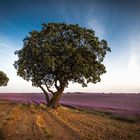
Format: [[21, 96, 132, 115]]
[[0, 71, 9, 86], [14, 23, 110, 93]]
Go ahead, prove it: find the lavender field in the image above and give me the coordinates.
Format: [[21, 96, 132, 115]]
[[0, 93, 140, 118]]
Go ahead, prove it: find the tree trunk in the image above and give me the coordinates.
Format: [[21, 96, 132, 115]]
[[40, 83, 65, 109], [48, 85, 65, 109], [48, 92, 62, 109], [44, 92, 50, 105], [39, 85, 50, 105]]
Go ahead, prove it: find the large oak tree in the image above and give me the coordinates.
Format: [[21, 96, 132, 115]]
[[14, 23, 111, 108]]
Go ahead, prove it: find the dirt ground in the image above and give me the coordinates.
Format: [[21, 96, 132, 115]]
[[0, 101, 140, 140]]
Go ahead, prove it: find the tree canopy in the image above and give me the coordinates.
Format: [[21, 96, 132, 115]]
[[0, 71, 9, 86], [14, 23, 111, 108]]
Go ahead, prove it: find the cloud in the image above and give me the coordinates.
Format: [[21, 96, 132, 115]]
[[0, 38, 41, 93], [86, 18, 105, 39], [67, 26, 140, 93], [127, 35, 140, 82], [92, 33, 140, 93]]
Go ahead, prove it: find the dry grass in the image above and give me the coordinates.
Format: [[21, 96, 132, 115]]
[[0, 101, 140, 140]]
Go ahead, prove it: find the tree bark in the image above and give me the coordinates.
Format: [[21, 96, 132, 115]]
[[39, 85, 50, 104], [49, 93, 61, 108], [44, 92, 50, 105], [48, 85, 65, 109], [39, 83, 65, 109]]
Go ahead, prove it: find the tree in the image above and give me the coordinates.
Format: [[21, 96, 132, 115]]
[[0, 71, 9, 86], [14, 23, 111, 109]]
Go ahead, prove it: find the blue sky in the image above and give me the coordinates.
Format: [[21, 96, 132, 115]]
[[0, 0, 140, 93]]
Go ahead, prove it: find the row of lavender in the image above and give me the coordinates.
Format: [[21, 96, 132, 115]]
[[0, 93, 140, 116]]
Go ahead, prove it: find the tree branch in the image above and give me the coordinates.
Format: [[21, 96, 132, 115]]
[[45, 83, 54, 94], [54, 79, 59, 90], [38, 85, 50, 103]]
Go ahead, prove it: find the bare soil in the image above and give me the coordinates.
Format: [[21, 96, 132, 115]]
[[0, 101, 140, 140]]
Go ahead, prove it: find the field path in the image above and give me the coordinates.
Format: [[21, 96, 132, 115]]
[[0, 101, 140, 140], [0, 101, 81, 140]]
